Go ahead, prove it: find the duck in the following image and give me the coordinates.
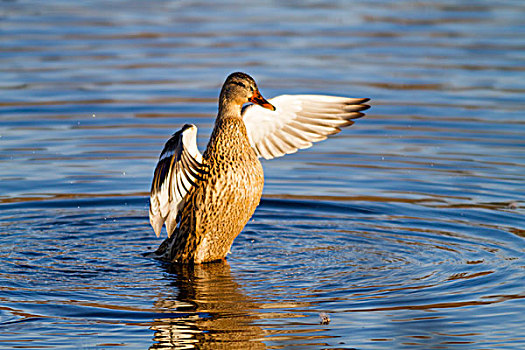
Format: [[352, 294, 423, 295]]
[[148, 72, 370, 263]]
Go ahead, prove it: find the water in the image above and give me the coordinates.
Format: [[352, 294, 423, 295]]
[[1, 0, 524, 348]]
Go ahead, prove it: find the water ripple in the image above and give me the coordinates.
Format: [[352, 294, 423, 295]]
[[1, 0, 524, 348]]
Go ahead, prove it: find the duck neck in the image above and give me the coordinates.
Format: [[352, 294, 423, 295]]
[[218, 84, 246, 119], [208, 90, 250, 157], [218, 97, 243, 120]]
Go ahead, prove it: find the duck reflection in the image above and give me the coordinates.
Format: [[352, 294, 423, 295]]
[[149, 261, 265, 349]]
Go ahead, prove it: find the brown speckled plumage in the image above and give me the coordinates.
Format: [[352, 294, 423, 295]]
[[168, 118, 263, 263]]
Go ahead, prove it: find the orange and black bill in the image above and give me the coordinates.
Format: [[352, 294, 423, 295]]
[[249, 90, 276, 111]]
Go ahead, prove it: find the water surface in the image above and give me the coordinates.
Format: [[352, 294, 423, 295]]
[[1, 0, 524, 349]]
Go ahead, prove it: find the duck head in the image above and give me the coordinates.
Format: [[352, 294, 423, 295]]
[[219, 72, 276, 112]]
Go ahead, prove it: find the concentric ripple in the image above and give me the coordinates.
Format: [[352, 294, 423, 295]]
[[3, 195, 523, 349]]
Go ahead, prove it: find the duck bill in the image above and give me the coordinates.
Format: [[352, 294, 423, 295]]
[[249, 90, 276, 111]]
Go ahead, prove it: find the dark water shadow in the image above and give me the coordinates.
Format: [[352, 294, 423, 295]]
[[149, 261, 265, 349]]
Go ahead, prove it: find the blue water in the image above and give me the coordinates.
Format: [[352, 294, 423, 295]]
[[1, 0, 524, 349]]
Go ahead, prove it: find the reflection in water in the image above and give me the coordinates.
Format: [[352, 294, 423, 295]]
[[150, 262, 265, 349]]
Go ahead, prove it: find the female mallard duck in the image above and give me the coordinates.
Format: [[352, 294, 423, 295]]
[[149, 72, 369, 263]]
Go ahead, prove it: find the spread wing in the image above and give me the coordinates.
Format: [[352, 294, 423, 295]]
[[149, 124, 206, 237], [242, 95, 370, 160]]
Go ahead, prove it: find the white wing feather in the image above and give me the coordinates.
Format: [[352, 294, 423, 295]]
[[149, 124, 205, 237], [243, 95, 370, 159]]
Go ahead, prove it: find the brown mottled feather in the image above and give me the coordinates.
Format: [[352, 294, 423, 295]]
[[164, 117, 264, 263]]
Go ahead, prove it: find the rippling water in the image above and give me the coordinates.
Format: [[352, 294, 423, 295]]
[[1, 0, 524, 349]]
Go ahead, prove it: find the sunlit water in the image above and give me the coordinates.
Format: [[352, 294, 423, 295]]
[[1, 0, 524, 349]]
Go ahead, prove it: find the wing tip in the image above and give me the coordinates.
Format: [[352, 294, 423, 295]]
[[343, 103, 370, 114], [348, 100, 370, 119], [352, 112, 366, 120], [360, 104, 371, 111], [149, 215, 163, 238]]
